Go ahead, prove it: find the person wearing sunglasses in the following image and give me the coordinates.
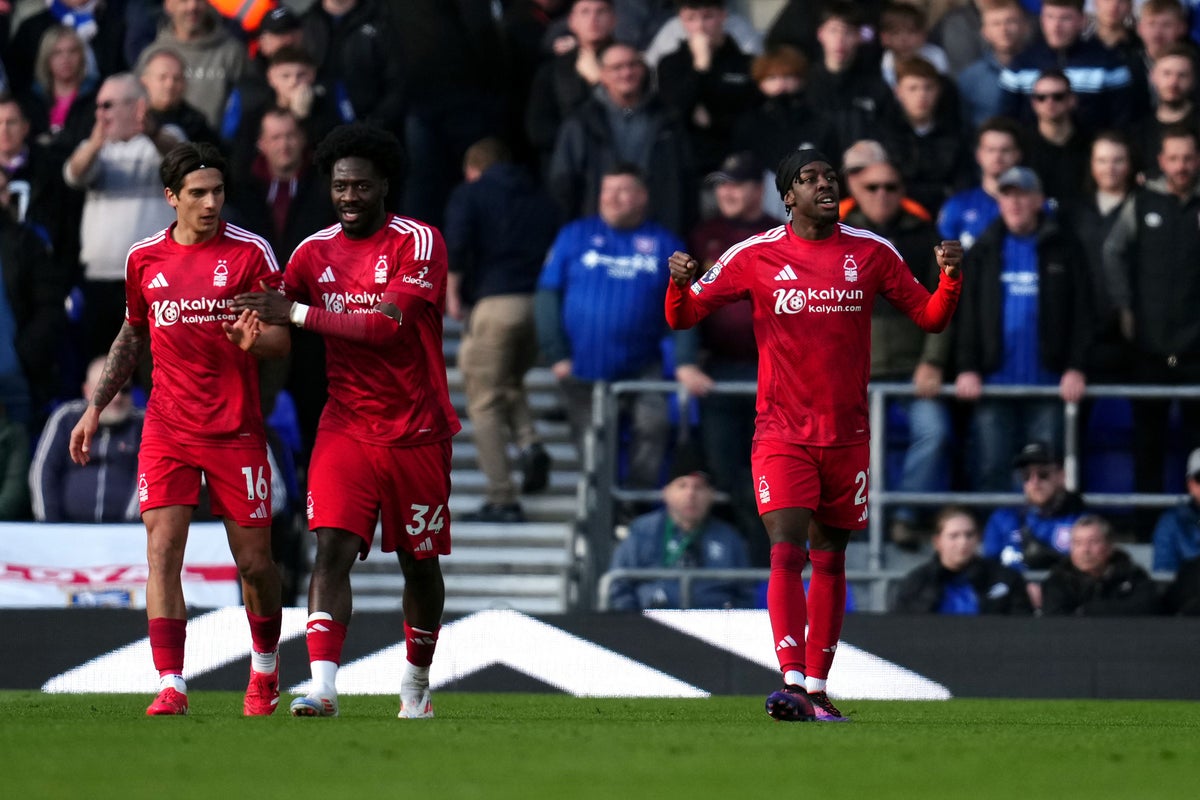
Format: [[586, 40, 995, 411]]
[[982, 440, 1088, 578], [840, 139, 952, 550], [1024, 69, 1089, 208]]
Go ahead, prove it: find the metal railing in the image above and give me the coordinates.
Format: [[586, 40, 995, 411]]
[[581, 380, 1200, 609]]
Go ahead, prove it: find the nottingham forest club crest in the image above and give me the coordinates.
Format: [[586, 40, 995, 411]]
[[842, 255, 858, 282], [213, 259, 228, 287]]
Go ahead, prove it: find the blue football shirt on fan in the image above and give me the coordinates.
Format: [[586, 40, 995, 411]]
[[538, 216, 684, 381]]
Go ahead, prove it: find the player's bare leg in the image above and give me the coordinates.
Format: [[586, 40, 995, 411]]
[[805, 520, 852, 722], [226, 520, 284, 715], [397, 552, 444, 719], [291, 528, 360, 717], [762, 507, 816, 721], [143, 506, 191, 715]]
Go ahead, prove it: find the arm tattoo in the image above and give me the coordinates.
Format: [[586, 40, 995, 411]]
[[91, 323, 148, 408]]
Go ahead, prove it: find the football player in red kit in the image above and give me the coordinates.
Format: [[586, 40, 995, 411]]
[[233, 124, 460, 719], [665, 149, 963, 721], [70, 142, 290, 717]]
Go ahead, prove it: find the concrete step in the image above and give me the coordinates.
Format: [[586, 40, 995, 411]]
[[445, 366, 558, 391], [451, 441, 580, 471], [448, 492, 580, 522], [454, 418, 572, 443], [450, 390, 563, 416], [450, 468, 580, 496], [452, 521, 573, 546]]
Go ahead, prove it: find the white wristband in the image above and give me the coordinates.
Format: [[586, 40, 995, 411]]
[[289, 302, 310, 328]]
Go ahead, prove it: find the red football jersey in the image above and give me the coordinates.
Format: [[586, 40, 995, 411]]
[[667, 223, 959, 446], [124, 221, 280, 445], [286, 215, 461, 445]]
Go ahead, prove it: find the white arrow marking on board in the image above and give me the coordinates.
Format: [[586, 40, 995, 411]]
[[42, 607, 310, 693], [289, 609, 708, 698], [645, 609, 952, 700]]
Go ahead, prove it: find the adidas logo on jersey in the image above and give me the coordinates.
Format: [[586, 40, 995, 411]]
[[318, 266, 336, 283], [415, 538, 434, 553], [147, 273, 170, 289], [773, 265, 798, 282], [249, 502, 268, 520]]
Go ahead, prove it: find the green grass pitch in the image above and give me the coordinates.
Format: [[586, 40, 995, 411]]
[[6, 692, 1199, 799]]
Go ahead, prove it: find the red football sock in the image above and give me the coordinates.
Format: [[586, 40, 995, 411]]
[[148, 617, 186, 677], [767, 541, 808, 676], [305, 615, 348, 665], [806, 549, 847, 681], [246, 609, 282, 654], [404, 622, 440, 668]]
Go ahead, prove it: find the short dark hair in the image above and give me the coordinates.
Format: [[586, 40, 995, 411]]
[[676, 0, 725, 9], [1042, 0, 1084, 10], [603, 161, 646, 184], [975, 115, 1024, 151], [314, 123, 405, 182], [894, 55, 940, 83], [1035, 68, 1072, 90], [268, 45, 315, 69], [258, 106, 303, 139], [160, 141, 226, 195], [879, 1, 925, 33], [820, 0, 862, 28], [1159, 121, 1199, 151]]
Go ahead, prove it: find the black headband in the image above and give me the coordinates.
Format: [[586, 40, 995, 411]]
[[775, 148, 832, 199]]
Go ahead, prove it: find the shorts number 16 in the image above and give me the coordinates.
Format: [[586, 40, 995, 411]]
[[241, 466, 269, 501]]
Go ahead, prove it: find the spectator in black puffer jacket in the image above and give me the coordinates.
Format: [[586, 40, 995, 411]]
[[893, 506, 1032, 615], [1042, 514, 1161, 616]]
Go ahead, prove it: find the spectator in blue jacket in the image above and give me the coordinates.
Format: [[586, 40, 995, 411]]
[[1152, 448, 1200, 572], [607, 442, 752, 610], [29, 356, 143, 522], [983, 440, 1088, 574]]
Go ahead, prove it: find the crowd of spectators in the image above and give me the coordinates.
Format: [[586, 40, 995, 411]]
[[1, 0, 1199, 614]]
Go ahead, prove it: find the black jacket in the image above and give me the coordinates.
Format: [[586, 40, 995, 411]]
[[0, 213, 65, 414], [655, 36, 758, 173], [526, 50, 603, 158], [1042, 549, 1161, 616], [956, 213, 1092, 376], [225, 163, 336, 267], [443, 163, 561, 304], [731, 91, 840, 176], [1102, 178, 1200, 360], [893, 556, 1033, 615], [301, 0, 406, 130], [548, 90, 695, 234]]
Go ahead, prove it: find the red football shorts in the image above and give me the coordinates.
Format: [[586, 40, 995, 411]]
[[750, 439, 870, 530], [306, 429, 452, 559], [138, 436, 272, 527]]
